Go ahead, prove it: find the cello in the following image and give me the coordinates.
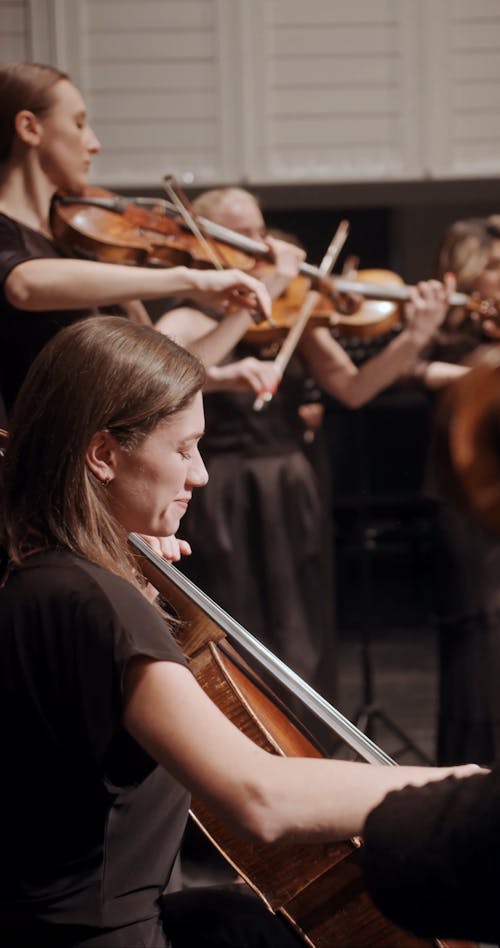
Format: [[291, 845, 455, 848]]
[[130, 532, 476, 948]]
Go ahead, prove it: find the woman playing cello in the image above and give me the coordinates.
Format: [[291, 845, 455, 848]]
[[0, 314, 477, 947]]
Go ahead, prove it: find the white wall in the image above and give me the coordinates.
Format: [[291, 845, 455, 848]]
[[3, 0, 500, 190]]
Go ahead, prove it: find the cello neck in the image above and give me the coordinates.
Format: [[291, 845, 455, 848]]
[[129, 533, 394, 767]]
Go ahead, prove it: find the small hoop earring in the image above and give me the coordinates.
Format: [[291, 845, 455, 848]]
[[101, 475, 111, 487]]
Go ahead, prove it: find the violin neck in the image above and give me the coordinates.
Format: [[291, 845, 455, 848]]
[[329, 277, 468, 309], [197, 217, 469, 307], [198, 217, 323, 284]]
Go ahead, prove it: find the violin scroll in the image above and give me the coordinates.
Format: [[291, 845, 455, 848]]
[[463, 293, 500, 339]]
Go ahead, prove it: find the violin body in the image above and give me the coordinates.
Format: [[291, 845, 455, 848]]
[[244, 270, 404, 345], [245, 274, 333, 344], [326, 269, 404, 340], [132, 536, 475, 948], [50, 186, 255, 271]]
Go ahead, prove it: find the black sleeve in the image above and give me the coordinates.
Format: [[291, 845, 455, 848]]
[[0, 215, 54, 290], [361, 768, 500, 945], [66, 563, 189, 771]]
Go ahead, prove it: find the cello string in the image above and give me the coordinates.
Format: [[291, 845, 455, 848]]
[[129, 532, 394, 767]]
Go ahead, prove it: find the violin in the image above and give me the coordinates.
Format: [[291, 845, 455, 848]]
[[327, 268, 404, 339], [244, 274, 333, 344], [51, 187, 500, 338], [130, 533, 476, 948], [247, 269, 404, 345], [50, 186, 255, 271]]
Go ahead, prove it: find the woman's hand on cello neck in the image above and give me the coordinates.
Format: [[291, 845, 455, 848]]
[[137, 534, 192, 602], [141, 534, 192, 563]]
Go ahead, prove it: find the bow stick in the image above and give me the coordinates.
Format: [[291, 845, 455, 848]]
[[253, 220, 349, 411]]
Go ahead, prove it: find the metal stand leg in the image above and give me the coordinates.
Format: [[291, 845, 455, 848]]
[[349, 411, 434, 765], [352, 635, 434, 764]]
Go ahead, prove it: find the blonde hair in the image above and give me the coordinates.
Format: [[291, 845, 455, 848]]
[[192, 187, 259, 221], [435, 217, 500, 294]]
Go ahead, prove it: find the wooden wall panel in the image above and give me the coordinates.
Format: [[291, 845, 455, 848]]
[[0, 0, 29, 61], [4, 0, 500, 187]]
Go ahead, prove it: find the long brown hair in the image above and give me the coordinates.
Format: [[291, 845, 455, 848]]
[[0, 317, 205, 584], [0, 61, 69, 164]]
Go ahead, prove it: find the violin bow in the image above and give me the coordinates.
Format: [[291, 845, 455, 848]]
[[162, 175, 228, 270], [162, 175, 267, 324], [253, 220, 349, 412]]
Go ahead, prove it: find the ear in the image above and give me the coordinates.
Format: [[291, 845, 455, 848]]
[[85, 430, 119, 485], [14, 109, 44, 148]]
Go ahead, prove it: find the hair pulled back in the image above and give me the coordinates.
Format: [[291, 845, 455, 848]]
[[0, 61, 69, 164]]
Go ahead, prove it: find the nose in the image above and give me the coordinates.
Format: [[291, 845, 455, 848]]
[[86, 125, 101, 154], [188, 448, 208, 489]]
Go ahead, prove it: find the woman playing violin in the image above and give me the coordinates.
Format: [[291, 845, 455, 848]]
[[0, 63, 270, 416], [156, 186, 453, 708], [0, 314, 477, 948]]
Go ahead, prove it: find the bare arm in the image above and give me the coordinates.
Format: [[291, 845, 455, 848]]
[[299, 280, 451, 408], [156, 305, 254, 367], [157, 306, 280, 390], [154, 233, 303, 365], [121, 299, 153, 326], [123, 657, 479, 845], [4, 259, 271, 319], [414, 360, 470, 390]]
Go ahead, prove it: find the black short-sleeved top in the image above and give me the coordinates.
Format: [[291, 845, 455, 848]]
[[0, 549, 190, 930], [0, 212, 93, 412]]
